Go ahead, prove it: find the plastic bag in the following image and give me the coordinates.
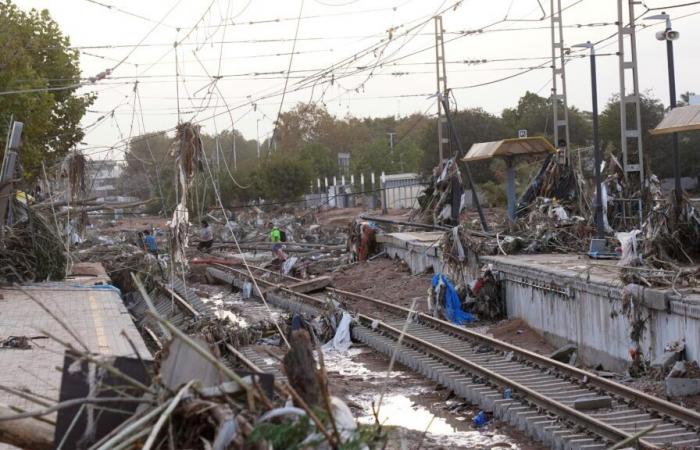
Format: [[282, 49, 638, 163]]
[[242, 281, 252, 299], [322, 312, 353, 353], [616, 230, 641, 266]]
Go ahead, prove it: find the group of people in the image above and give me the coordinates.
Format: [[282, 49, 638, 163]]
[[139, 220, 214, 256], [140, 220, 285, 259]]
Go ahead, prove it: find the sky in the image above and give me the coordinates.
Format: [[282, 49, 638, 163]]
[[12, 0, 700, 161]]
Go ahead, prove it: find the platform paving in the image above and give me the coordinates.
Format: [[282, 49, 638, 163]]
[[0, 282, 150, 449]]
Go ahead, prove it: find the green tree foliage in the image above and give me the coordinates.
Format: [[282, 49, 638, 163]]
[[420, 107, 505, 180], [501, 91, 592, 145], [252, 155, 312, 202], [600, 93, 700, 179], [299, 142, 337, 178], [0, 1, 94, 178]]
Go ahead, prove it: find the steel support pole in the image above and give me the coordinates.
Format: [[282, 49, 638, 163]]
[[666, 35, 681, 212], [440, 96, 488, 232], [506, 157, 516, 223], [590, 48, 605, 239]]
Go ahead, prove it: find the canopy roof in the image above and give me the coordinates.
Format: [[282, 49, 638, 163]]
[[462, 136, 555, 162], [650, 105, 700, 135]]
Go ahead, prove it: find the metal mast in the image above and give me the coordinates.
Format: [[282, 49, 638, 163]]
[[617, 0, 645, 221], [550, 0, 571, 162], [434, 16, 449, 164]]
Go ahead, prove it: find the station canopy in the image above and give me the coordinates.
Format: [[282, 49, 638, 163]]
[[650, 104, 700, 135], [462, 136, 555, 162]]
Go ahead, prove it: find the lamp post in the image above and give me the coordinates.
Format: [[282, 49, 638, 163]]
[[645, 12, 681, 212], [573, 41, 605, 239]]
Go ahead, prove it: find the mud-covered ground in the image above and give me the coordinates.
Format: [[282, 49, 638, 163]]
[[324, 345, 545, 449], [331, 258, 433, 313]]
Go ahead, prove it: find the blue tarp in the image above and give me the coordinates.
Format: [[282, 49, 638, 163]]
[[431, 273, 475, 325]]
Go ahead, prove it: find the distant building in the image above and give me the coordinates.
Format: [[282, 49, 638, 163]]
[[337, 152, 350, 175], [86, 160, 122, 201]]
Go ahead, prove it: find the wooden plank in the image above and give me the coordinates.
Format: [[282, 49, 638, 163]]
[[287, 276, 331, 294]]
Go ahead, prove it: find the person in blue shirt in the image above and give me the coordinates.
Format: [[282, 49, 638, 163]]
[[143, 229, 158, 255]]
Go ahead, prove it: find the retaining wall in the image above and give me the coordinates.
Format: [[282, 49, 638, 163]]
[[483, 256, 700, 372]]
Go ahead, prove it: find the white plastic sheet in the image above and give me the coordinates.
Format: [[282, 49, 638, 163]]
[[323, 312, 353, 353], [617, 229, 641, 266]]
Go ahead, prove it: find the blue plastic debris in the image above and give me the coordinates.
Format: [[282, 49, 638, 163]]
[[472, 410, 488, 427], [503, 388, 512, 399], [431, 273, 475, 325]]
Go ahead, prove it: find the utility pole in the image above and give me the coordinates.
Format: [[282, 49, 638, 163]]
[[617, 0, 645, 226], [550, 0, 571, 162], [574, 42, 605, 239], [434, 16, 449, 166], [256, 119, 261, 161]]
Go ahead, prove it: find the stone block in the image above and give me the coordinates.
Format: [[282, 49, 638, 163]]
[[549, 344, 577, 363], [667, 361, 687, 379], [572, 396, 612, 411], [666, 378, 700, 397], [652, 351, 681, 371], [642, 288, 669, 311]]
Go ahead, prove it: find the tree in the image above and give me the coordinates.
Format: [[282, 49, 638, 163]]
[[420, 107, 505, 178], [299, 142, 337, 179], [0, 1, 94, 179], [502, 91, 591, 146], [253, 154, 312, 202], [596, 93, 696, 178]]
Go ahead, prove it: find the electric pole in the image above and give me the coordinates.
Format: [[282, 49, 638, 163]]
[[617, 0, 645, 226], [434, 16, 449, 166], [550, 0, 571, 163]]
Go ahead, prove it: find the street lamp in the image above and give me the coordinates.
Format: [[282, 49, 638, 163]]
[[573, 41, 605, 240], [645, 12, 682, 212]]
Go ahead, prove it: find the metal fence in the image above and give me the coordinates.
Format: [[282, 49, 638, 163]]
[[304, 172, 428, 211]]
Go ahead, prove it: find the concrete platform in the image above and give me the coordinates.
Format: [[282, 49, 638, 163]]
[[0, 281, 150, 448], [483, 254, 700, 371], [377, 230, 700, 372], [376, 231, 443, 274]]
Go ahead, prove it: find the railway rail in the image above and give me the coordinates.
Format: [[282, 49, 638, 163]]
[[207, 263, 700, 449]]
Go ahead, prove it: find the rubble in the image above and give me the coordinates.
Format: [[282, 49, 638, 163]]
[[549, 344, 578, 364], [0, 199, 67, 284]]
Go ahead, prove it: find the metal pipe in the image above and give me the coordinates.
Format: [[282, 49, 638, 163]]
[[359, 214, 450, 231]]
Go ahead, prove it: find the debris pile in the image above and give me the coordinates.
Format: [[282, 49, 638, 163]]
[[0, 199, 66, 284], [412, 157, 462, 226], [619, 186, 700, 288]]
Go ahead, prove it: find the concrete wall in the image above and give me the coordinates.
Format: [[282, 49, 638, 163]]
[[484, 256, 700, 372]]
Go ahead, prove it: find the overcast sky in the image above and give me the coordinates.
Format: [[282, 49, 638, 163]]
[[13, 0, 700, 161]]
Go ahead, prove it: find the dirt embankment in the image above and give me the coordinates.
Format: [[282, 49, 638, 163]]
[[331, 258, 433, 313]]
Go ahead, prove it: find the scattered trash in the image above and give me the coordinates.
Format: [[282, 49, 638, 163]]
[[322, 312, 353, 353], [472, 410, 489, 427], [431, 273, 475, 325], [0, 335, 46, 350]]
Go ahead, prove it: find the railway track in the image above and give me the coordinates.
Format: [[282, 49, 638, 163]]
[[207, 264, 700, 449]]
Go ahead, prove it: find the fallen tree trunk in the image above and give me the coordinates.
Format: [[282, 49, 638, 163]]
[[0, 404, 53, 450]]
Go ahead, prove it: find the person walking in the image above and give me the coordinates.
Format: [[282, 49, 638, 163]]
[[197, 220, 214, 251], [143, 229, 158, 255]]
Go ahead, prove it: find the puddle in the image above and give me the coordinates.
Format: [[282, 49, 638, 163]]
[[322, 345, 531, 449], [323, 347, 404, 379], [353, 393, 516, 448], [215, 310, 249, 327]]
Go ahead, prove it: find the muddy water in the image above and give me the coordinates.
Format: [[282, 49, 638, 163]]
[[324, 346, 544, 450]]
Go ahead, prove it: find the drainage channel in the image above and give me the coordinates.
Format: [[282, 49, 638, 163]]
[[207, 266, 700, 449]]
